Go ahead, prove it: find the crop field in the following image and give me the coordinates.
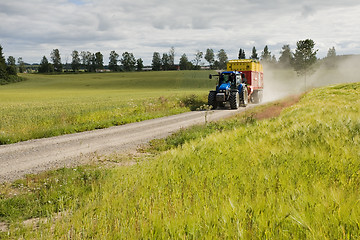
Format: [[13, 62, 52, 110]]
[[0, 71, 215, 144], [1, 82, 359, 238]]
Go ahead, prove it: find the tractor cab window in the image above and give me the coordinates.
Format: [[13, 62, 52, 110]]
[[219, 74, 229, 84]]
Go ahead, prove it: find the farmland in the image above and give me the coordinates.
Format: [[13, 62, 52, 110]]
[[2, 57, 359, 145], [1, 81, 359, 238], [0, 71, 215, 144]]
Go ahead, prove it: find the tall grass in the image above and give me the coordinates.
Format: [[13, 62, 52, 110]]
[[0, 71, 214, 144], [3, 82, 358, 239]]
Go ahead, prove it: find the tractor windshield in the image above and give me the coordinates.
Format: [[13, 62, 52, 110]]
[[219, 74, 230, 84]]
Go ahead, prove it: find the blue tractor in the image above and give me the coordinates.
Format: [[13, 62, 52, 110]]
[[208, 71, 248, 109]]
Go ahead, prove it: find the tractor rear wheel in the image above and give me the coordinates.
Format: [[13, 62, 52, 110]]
[[208, 91, 217, 109], [229, 91, 240, 109]]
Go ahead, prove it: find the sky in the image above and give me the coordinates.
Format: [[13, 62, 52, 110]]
[[0, 0, 359, 65]]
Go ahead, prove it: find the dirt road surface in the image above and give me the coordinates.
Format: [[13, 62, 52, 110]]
[[0, 106, 255, 183]]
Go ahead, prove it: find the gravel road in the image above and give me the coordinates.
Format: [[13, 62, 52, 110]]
[[0, 106, 255, 183]]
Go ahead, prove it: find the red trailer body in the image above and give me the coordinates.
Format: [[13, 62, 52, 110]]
[[227, 59, 264, 103]]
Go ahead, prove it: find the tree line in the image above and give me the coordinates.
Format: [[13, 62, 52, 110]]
[[251, 39, 337, 77], [150, 41, 335, 74], [36, 49, 145, 73], [1, 39, 338, 79], [0, 45, 25, 84], [36, 47, 231, 73]]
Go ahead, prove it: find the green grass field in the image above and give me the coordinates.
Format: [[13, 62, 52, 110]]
[[2, 62, 359, 145], [0, 71, 215, 144], [1, 82, 359, 239]]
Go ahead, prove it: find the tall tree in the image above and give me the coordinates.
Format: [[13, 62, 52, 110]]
[[325, 46, 337, 68], [179, 53, 189, 70], [95, 52, 104, 70], [80, 51, 92, 72], [152, 52, 161, 71], [71, 50, 81, 72], [50, 49, 62, 72], [238, 48, 246, 59], [0, 45, 8, 80], [326, 46, 336, 58], [109, 50, 120, 72], [38, 56, 53, 73], [121, 52, 136, 72], [89, 53, 97, 72], [251, 46, 258, 60], [204, 48, 215, 68], [193, 50, 203, 70], [293, 39, 318, 76], [6, 56, 16, 66], [17, 57, 25, 73], [271, 55, 277, 64], [136, 58, 144, 71], [162, 53, 170, 71], [217, 49, 228, 70], [261, 45, 271, 62], [278, 44, 293, 67], [293, 39, 318, 91], [6, 56, 17, 75], [169, 47, 175, 69]]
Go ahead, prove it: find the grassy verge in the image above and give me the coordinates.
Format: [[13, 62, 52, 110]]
[[0, 71, 214, 144], [1, 82, 359, 239], [0, 166, 108, 222], [145, 95, 302, 153]]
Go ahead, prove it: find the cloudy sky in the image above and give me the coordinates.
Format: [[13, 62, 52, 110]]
[[1, 0, 359, 65]]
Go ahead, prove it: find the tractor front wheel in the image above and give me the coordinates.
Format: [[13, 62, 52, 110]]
[[208, 91, 217, 109]]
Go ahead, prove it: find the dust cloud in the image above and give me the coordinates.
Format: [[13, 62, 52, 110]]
[[262, 55, 360, 102]]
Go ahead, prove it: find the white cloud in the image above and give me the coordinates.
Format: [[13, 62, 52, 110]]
[[0, 0, 359, 64]]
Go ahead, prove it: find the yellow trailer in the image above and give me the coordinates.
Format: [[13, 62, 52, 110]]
[[227, 59, 264, 103]]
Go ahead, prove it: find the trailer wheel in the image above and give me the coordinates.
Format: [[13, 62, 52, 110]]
[[258, 90, 263, 103], [230, 91, 240, 109], [253, 90, 263, 104], [208, 91, 217, 109], [241, 87, 248, 107], [252, 90, 260, 104]]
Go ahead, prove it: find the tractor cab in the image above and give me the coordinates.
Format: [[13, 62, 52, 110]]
[[220, 71, 241, 88], [210, 71, 242, 88]]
